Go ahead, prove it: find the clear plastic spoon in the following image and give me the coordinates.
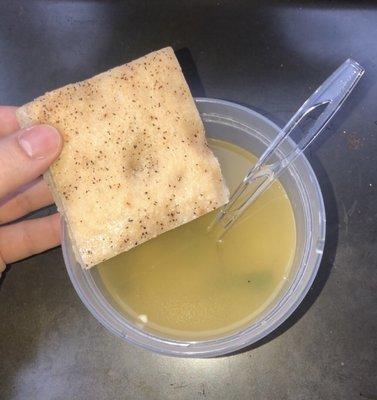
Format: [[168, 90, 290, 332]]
[[209, 59, 364, 239]]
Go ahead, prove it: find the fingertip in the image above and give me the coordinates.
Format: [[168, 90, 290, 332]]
[[0, 257, 5, 275], [0, 214, 62, 263], [50, 212, 62, 243], [0, 106, 19, 136]]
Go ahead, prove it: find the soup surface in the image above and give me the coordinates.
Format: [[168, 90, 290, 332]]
[[98, 139, 296, 339]]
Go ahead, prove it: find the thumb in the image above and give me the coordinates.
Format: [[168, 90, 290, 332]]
[[0, 125, 62, 199]]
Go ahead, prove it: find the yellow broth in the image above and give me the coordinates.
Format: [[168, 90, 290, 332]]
[[98, 139, 296, 339]]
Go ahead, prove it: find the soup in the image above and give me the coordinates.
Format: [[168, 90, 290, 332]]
[[98, 139, 296, 339]]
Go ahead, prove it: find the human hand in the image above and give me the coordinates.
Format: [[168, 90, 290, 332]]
[[0, 106, 62, 277]]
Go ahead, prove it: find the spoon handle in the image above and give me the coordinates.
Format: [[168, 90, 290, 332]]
[[211, 59, 365, 237]]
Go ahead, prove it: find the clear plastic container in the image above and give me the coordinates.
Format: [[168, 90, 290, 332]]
[[62, 98, 326, 357]]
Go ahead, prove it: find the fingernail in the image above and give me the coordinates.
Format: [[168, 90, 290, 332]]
[[18, 125, 61, 159]]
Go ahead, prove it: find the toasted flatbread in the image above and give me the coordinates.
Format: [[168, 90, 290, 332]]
[[16, 47, 229, 268]]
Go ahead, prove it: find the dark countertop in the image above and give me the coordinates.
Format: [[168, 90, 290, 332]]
[[0, 1, 376, 399]]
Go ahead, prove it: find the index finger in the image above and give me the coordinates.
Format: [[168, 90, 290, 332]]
[[0, 106, 20, 137]]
